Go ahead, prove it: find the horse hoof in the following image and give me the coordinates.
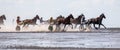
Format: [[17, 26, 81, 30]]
[[95, 28, 98, 30]]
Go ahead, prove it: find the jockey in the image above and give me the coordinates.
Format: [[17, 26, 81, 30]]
[[50, 17, 53, 24], [40, 17, 43, 23], [16, 16, 21, 25], [16, 16, 21, 31], [48, 17, 54, 32], [81, 14, 86, 25]]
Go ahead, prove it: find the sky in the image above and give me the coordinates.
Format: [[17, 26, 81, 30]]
[[0, 0, 120, 27]]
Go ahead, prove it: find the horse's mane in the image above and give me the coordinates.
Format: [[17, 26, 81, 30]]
[[65, 14, 73, 20], [32, 15, 40, 21], [0, 15, 6, 19]]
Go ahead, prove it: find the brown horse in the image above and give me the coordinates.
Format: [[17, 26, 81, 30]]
[[56, 14, 74, 31], [86, 13, 106, 29], [0, 15, 6, 25], [72, 14, 85, 29], [56, 15, 65, 24], [17, 15, 40, 27]]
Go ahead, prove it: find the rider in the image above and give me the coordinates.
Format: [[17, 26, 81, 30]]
[[16, 16, 21, 25], [16, 16, 21, 31], [81, 14, 86, 24], [50, 17, 53, 24], [48, 17, 54, 32], [40, 17, 43, 23]]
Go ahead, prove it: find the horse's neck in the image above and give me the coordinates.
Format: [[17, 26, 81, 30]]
[[0, 18, 3, 22], [99, 16, 104, 20], [32, 18, 37, 22], [96, 16, 103, 22], [77, 16, 83, 22], [65, 17, 70, 21], [0, 17, 3, 20]]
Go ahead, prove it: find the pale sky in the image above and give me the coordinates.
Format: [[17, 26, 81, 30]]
[[0, 0, 120, 27]]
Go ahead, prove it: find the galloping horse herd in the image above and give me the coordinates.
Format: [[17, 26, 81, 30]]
[[0, 13, 106, 32]]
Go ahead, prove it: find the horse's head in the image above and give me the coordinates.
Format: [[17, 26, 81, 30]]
[[100, 13, 106, 19], [78, 14, 85, 19], [81, 14, 85, 17], [56, 15, 65, 22], [35, 15, 40, 20], [1, 15, 6, 20], [57, 15, 63, 19], [68, 14, 74, 19]]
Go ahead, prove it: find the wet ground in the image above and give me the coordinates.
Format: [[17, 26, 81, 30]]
[[0, 28, 120, 50]]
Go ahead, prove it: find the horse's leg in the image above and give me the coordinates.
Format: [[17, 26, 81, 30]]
[[98, 24, 101, 29], [22, 23, 28, 29], [63, 24, 66, 31], [101, 24, 107, 29], [75, 24, 77, 28], [55, 24, 60, 31], [58, 25, 61, 31], [81, 23, 84, 30], [55, 24, 58, 31], [70, 23, 73, 29], [27, 24, 29, 27], [79, 24, 82, 30], [93, 24, 98, 29], [22, 23, 26, 28], [86, 24, 90, 29]]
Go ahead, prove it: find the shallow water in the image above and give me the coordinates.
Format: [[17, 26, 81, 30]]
[[0, 32, 120, 49], [0, 24, 120, 49]]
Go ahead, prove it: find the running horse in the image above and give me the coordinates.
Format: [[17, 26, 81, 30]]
[[17, 15, 40, 27], [72, 14, 85, 29], [86, 13, 106, 29], [0, 15, 6, 25], [56, 14, 74, 31]]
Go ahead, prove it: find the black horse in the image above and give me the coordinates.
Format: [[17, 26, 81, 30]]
[[17, 15, 40, 27], [0, 15, 6, 25], [56, 14, 74, 31], [86, 13, 106, 29], [72, 14, 85, 29]]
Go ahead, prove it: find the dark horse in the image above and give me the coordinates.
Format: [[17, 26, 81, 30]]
[[0, 15, 6, 25], [56, 14, 74, 31], [86, 13, 106, 29], [72, 14, 85, 29], [17, 15, 40, 27]]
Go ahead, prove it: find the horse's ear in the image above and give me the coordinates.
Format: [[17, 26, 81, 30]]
[[36, 15, 39, 17], [69, 14, 73, 17], [60, 15, 62, 17], [81, 13, 83, 15], [2, 14, 5, 16], [101, 13, 105, 15], [70, 14, 72, 15]]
